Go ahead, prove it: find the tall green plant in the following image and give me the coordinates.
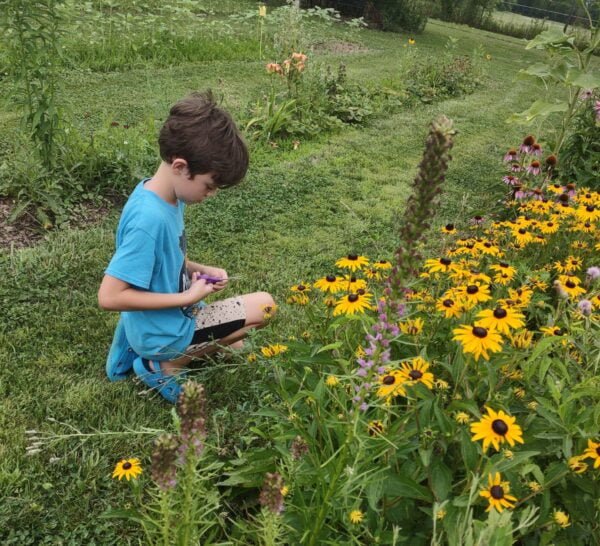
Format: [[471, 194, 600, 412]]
[[0, 0, 67, 169], [508, 0, 600, 154]]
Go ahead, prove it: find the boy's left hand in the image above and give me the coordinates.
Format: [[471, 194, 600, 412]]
[[199, 265, 228, 291]]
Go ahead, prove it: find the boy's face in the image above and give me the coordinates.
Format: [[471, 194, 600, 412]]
[[172, 160, 219, 204]]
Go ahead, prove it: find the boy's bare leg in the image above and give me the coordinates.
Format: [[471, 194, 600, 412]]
[[158, 291, 275, 375]]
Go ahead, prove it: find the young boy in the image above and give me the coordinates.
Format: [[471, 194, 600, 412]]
[[98, 91, 275, 403]]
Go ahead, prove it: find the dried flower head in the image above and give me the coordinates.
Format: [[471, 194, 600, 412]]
[[151, 433, 179, 491], [259, 472, 285, 515]]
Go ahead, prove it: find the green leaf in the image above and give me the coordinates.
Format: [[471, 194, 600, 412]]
[[518, 63, 553, 79], [526, 28, 572, 49], [568, 71, 600, 89], [507, 100, 569, 125], [383, 472, 433, 502], [430, 460, 452, 501], [494, 451, 541, 472]]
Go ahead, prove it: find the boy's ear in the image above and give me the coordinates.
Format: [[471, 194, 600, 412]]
[[171, 157, 189, 175]]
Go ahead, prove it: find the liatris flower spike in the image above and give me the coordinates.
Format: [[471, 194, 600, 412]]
[[177, 381, 207, 462], [151, 433, 180, 491], [259, 472, 285, 515]]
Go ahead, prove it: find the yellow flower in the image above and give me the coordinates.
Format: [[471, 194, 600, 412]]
[[333, 292, 374, 316], [509, 329, 534, 350], [399, 317, 425, 336], [287, 293, 309, 305], [376, 369, 406, 400], [452, 323, 503, 361], [554, 510, 571, 528], [364, 267, 383, 281], [503, 449, 514, 460], [342, 275, 368, 292], [470, 407, 524, 452], [556, 275, 586, 298], [260, 344, 288, 358], [435, 379, 449, 390], [313, 275, 345, 293], [112, 458, 142, 481], [436, 296, 462, 318], [367, 420, 385, 436], [485, 53, 492, 60], [513, 387, 526, 399], [479, 473, 517, 513], [373, 259, 392, 270], [457, 282, 493, 308], [454, 412, 470, 424], [582, 439, 600, 468], [325, 375, 339, 387], [424, 257, 459, 274], [527, 481, 542, 493], [408, 38, 416, 45], [336, 254, 369, 271], [290, 282, 311, 293], [261, 303, 277, 320], [399, 357, 434, 389], [476, 306, 525, 335], [258, 4, 267, 17], [349, 509, 364, 524], [568, 455, 588, 474], [436, 507, 447, 519], [527, 401, 538, 410], [247, 353, 257, 363], [280, 485, 289, 496]]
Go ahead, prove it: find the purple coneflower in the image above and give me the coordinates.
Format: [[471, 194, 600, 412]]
[[503, 149, 518, 162], [579, 89, 593, 100], [502, 175, 519, 186], [470, 215, 484, 225], [519, 135, 536, 154], [510, 163, 522, 173], [526, 160, 541, 175]]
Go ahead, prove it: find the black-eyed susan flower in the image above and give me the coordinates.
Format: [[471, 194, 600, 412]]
[[424, 257, 459, 274], [336, 254, 369, 271], [313, 275, 345, 293], [480, 473, 517, 512], [399, 357, 434, 389], [457, 283, 492, 308], [342, 275, 367, 292], [576, 204, 600, 223], [376, 370, 406, 400], [247, 353, 257, 363], [557, 275, 586, 298], [582, 439, 600, 468], [367, 420, 385, 436], [554, 510, 571, 528], [333, 292, 374, 316], [373, 259, 392, 270], [364, 268, 383, 281], [539, 219, 560, 234], [441, 223, 457, 234], [527, 480, 542, 493], [476, 306, 525, 335], [112, 458, 142, 481], [287, 293, 309, 305], [568, 455, 588, 474], [453, 324, 503, 361], [261, 344, 288, 357], [490, 262, 517, 279], [290, 282, 311, 293], [399, 317, 425, 336], [470, 407, 524, 452], [571, 240, 588, 250], [349, 509, 364, 524], [436, 296, 462, 318], [512, 227, 534, 246]]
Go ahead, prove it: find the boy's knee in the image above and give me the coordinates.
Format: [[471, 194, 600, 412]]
[[245, 291, 276, 325]]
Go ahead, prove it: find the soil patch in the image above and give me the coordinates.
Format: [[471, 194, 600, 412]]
[[311, 40, 369, 54]]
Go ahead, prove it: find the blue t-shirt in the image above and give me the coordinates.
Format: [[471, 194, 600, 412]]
[[106, 180, 195, 360]]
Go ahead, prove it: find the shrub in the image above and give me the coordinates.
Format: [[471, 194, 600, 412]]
[[559, 93, 600, 189]]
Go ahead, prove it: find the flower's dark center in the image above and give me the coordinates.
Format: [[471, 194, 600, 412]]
[[466, 243, 475, 249], [409, 370, 423, 380], [440, 257, 452, 266], [518, 228, 527, 234], [493, 308, 508, 319], [350, 276, 357, 283], [445, 223, 454, 231], [348, 254, 358, 260], [492, 419, 509, 435], [508, 149, 517, 155], [531, 161, 540, 168], [547, 222, 554, 227], [523, 135, 535, 146], [472, 326, 488, 338], [546, 155, 557, 165], [490, 485, 505, 499], [586, 205, 595, 212], [122, 462, 132, 470], [565, 281, 576, 288], [379, 260, 388, 264], [474, 215, 482, 221], [500, 262, 509, 268], [348, 294, 359, 302], [554, 328, 563, 336], [585, 223, 591, 228], [326, 275, 336, 282], [585, 193, 591, 198], [357, 288, 366, 296], [553, 183, 561, 188], [559, 193, 569, 202], [466, 285, 479, 295], [566, 183, 575, 190], [383, 375, 395, 385], [484, 242, 492, 248], [443, 299, 454, 307], [297, 284, 306, 291], [596, 446, 600, 456]]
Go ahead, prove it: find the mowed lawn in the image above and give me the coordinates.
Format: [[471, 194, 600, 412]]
[[0, 16, 556, 543]]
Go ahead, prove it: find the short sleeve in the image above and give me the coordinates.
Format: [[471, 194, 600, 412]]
[[105, 228, 157, 289]]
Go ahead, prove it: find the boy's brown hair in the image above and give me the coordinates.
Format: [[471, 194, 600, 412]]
[[158, 91, 249, 188]]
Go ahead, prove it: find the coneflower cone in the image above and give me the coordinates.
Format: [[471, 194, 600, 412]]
[[388, 116, 455, 299]]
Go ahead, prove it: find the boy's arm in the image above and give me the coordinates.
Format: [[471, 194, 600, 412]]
[[98, 274, 214, 311]]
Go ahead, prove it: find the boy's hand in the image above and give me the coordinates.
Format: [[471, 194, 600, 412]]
[[199, 265, 228, 292], [184, 274, 215, 305]]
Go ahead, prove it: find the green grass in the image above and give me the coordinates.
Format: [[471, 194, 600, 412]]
[[0, 13, 562, 543]]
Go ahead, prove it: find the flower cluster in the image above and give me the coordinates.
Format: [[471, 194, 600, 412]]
[[266, 52, 307, 78]]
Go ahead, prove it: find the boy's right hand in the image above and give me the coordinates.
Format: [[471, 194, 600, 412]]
[[184, 273, 215, 304]]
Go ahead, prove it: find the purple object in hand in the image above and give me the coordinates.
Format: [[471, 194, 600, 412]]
[[197, 274, 223, 284]]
